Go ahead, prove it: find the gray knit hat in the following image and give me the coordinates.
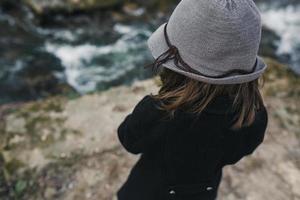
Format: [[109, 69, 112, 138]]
[[147, 0, 267, 84]]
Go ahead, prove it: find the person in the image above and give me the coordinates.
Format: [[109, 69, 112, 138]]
[[116, 0, 268, 199]]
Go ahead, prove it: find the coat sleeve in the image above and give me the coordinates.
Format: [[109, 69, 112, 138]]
[[222, 105, 268, 165], [117, 95, 165, 154]]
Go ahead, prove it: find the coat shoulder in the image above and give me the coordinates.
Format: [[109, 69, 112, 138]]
[[132, 95, 166, 119]]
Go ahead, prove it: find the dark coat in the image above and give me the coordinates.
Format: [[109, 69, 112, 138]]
[[117, 95, 268, 200]]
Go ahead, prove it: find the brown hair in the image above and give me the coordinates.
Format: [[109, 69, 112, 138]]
[[151, 68, 264, 130]]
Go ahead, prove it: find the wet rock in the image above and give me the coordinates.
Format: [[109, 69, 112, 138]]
[[23, 0, 124, 14], [22, 0, 181, 15], [259, 26, 281, 58], [23, 0, 180, 15], [131, 0, 180, 11], [0, 0, 19, 11], [0, 52, 76, 104]]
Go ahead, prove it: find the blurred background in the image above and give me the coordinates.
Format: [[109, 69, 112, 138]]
[[0, 0, 299, 199]]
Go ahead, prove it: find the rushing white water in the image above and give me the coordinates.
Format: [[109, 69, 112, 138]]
[[44, 4, 300, 93], [1, 2, 300, 102], [260, 4, 300, 73], [45, 24, 152, 93]]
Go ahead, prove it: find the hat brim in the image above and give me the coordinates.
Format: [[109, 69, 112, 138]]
[[147, 23, 267, 85]]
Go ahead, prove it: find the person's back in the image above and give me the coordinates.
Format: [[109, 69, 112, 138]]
[[117, 84, 268, 200], [117, 0, 269, 199]]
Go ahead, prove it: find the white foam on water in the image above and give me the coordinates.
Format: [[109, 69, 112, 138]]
[[35, 28, 81, 42], [46, 43, 104, 69], [52, 30, 79, 42], [45, 24, 151, 93], [114, 24, 133, 34], [261, 5, 300, 63]]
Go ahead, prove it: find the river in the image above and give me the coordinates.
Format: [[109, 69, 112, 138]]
[[0, 1, 299, 104]]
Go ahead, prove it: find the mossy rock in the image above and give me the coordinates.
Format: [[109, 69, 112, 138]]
[[263, 58, 300, 98]]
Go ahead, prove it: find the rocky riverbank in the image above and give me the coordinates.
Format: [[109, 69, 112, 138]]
[[0, 57, 300, 200]]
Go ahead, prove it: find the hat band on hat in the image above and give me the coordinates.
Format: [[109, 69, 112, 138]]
[[152, 23, 258, 79]]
